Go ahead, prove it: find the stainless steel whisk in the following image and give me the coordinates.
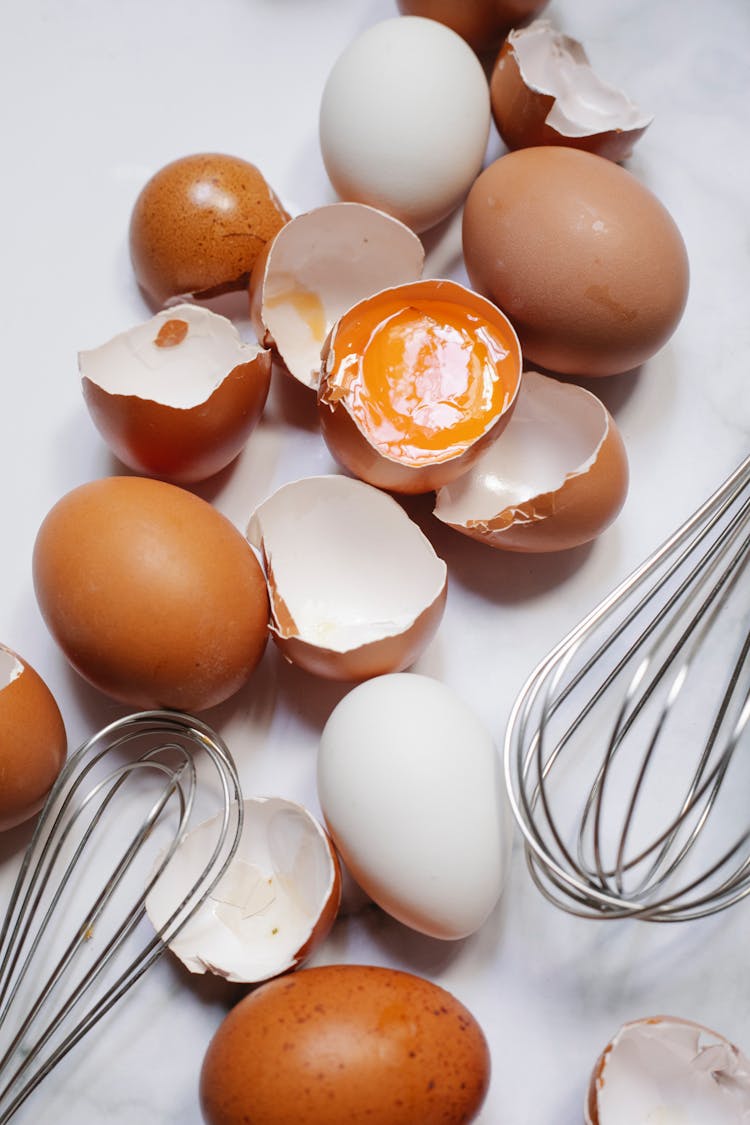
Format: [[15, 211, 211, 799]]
[[505, 454, 750, 923], [0, 709, 243, 1122]]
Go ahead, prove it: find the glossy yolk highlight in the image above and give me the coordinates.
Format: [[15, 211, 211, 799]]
[[327, 294, 516, 465]]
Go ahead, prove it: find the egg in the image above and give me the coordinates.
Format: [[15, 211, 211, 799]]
[[249, 202, 424, 389], [146, 797, 341, 983], [463, 146, 690, 375], [433, 370, 629, 551], [80, 304, 271, 483], [317, 673, 510, 939], [586, 1016, 750, 1124], [396, 0, 549, 56], [246, 475, 447, 681], [129, 153, 289, 307], [0, 644, 66, 831], [32, 477, 269, 712], [490, 21, 653, 161], [199, 964, 491, 1125], [319, 17, 491, 233], [318, 278, 522, 494]]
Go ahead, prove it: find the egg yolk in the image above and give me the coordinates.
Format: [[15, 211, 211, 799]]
[[322, 291, 518, 465]]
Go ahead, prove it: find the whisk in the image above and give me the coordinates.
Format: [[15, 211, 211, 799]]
[[0, 709, 243, 1123], [504, 454, 750, 923]]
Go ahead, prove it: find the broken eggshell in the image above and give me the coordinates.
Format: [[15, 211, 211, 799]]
[[433, 371, 628, 552], [586, 1015, 750, 1124], [80, 304, 271, 484], [318, 278, 522, 494], [246, 475, 447, 681], [249, 202, 425, 389], [146, 797, 341, 983], [491, 20, 653, 162]]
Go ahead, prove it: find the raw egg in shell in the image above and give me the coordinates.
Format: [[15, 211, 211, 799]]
[[396, 0, 549, 56], [318, 278, 522, 494], [463, 146, 689, 376], [433, 370, 629, 551], [249, 202, 424, 389], [80, 304, 271, 484], [246, 475, 447, 682], [146, 797, 341, 984], [490, 20, 653, 161], [200, 964, 491, 1125], [129, 152, 289, 307], [0, 644, 66, 831]]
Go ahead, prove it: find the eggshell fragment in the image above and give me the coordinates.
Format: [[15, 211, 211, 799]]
[[319, 17, 491, 233], [434, 370, 628, 551], [146, 797, 340, 983], [0, 645, 66, 831], [80, 304, 271, 484], [586, 1016, 750, 1124], [463, 147, 690, 375], [247, 476, 447, 681], [491, 21, 653, 161], [200, 964, 491, 1125], [396, 0, 549, 56], [32, 477, 269, 712], [318, 674, 510, 939], [129, 153, 289, 307], [318, 278, 522, 494], [248, 203, 425, 389]]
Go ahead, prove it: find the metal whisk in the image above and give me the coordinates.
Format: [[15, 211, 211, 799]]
[[0, 709, 243, 1122], [504, 454, 750, 923]]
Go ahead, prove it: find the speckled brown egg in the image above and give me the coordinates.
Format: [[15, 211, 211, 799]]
[[462, 146, 689, 375], [129, 153, 289, 308], [32, 476, 269, 712], [0, 644, 66, 831], [199, 964, 490, 1124]]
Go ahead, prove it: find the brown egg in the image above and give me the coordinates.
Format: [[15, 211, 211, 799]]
[[199, 964, 490, 1125], [129, 153, 289, 308], [0, 645, 66, 831], [462, 147, 689, 375], [32, 477, 269, 712], [396, 0, 548, 55]]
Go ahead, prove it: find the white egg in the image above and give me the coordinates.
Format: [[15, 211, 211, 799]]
[[317, 673, 510, 939], [319, 17, 491, 233]]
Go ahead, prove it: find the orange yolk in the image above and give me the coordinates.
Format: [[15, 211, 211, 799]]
[[324, 292, 518, 465]]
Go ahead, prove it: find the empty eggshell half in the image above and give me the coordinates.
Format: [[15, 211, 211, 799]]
[[80, 304, 271, 484], [247, 475, 447, 681], [491, 21, 653, 162], [249, 202, 425, 389], [434, 370, 628, 551], [586, 1015, 750, 1124], [146, 797, 341, 983], [318, 278, 522, 494]]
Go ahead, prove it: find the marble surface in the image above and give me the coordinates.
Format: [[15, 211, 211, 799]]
[[1, 0, 749, 1121]]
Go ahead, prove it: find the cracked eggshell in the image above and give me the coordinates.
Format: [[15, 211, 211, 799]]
[[318, 278, 522, 494], [586, 1015, 750, 1124], [434, 371, 628, 552], [490, 21, 653, 162], [0, 645, 67, 831], [129, 153, 289, 307], [246, 475, 447, 682], [248, 202, 425, 390], [146, 797, 341, 983], [80, 305, 271, 484]]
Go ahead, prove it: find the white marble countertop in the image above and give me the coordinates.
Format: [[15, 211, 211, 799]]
[[1, 0, 749, 1121]]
